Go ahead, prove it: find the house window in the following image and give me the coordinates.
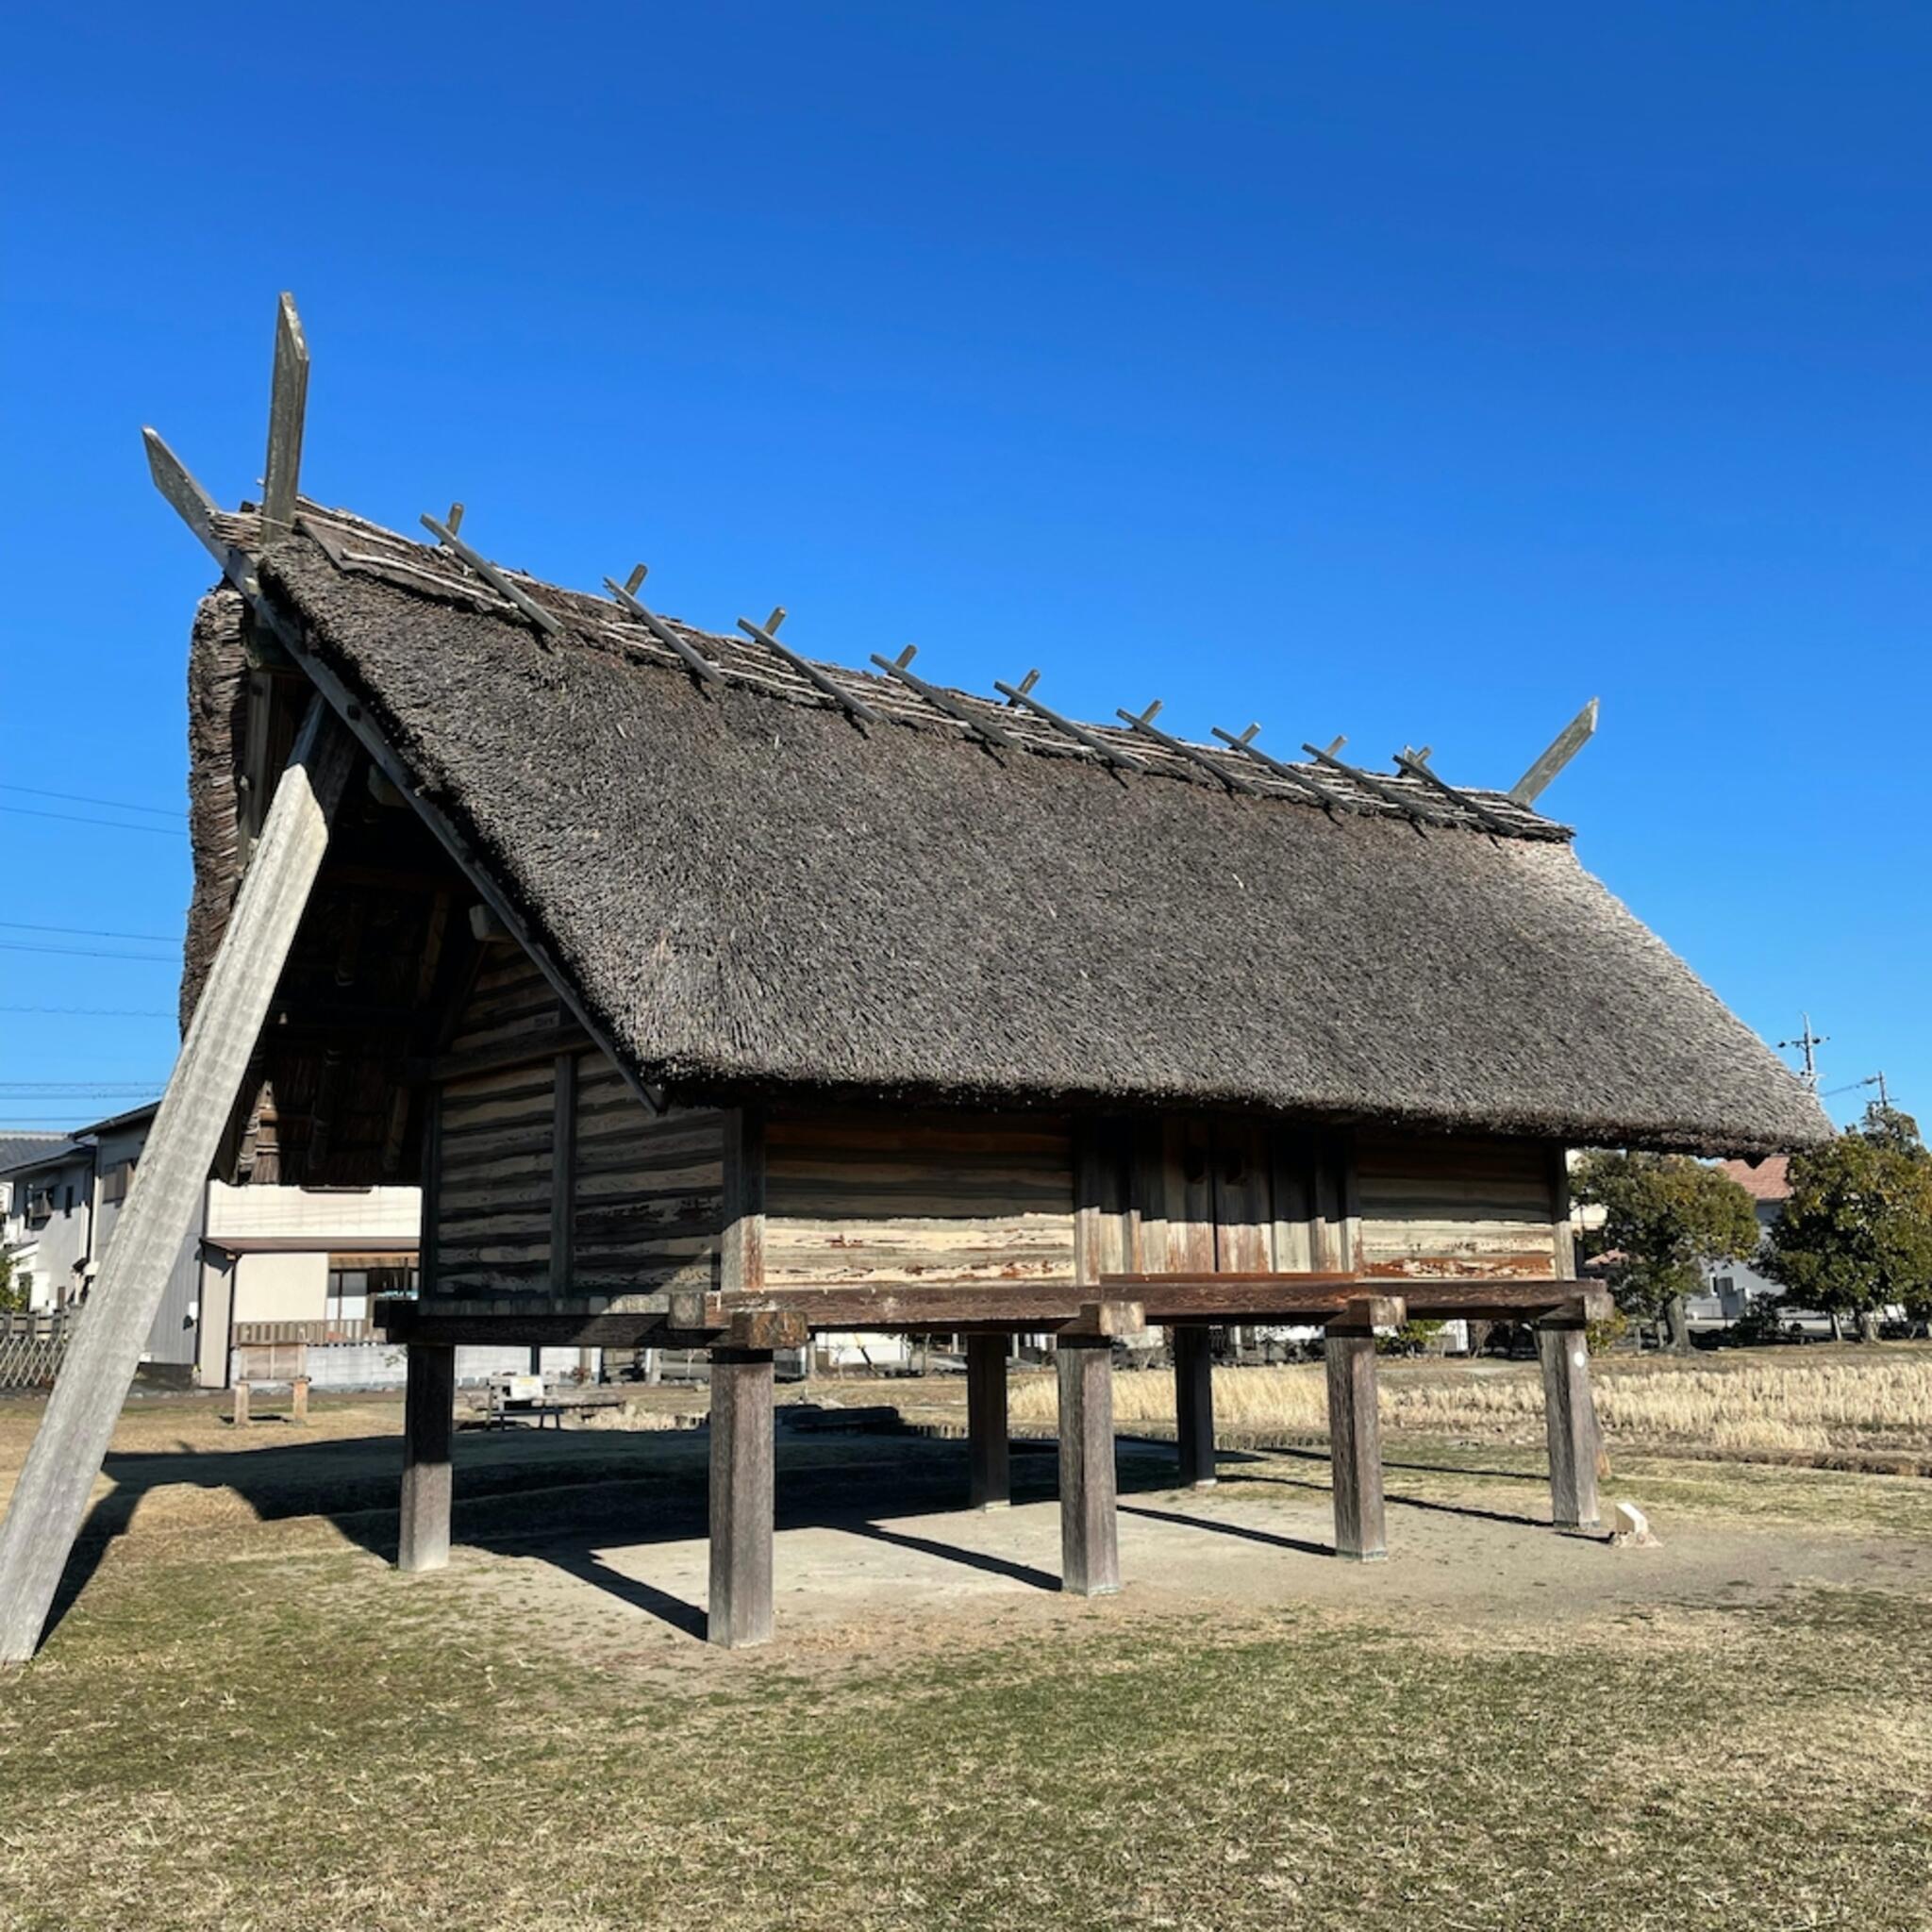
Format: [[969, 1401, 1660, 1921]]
[[325, 1264, 417, 1324], [104, 1160, 136, 1206]]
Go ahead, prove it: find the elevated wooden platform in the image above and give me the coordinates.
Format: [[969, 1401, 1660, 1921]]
[[374, 1274, 1610, 1345]]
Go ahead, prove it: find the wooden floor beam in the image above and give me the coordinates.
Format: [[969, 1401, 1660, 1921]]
[[0, 697, 354, 1666], [1057, 1340, 1119, 1596], [1325, 1302, 1389, 1561], [966, 1333, 1010, 1509], [1538, 1315, 1603, 1530], [708, 1348, 775, 1647], [1173, 1325, 1217, 1489], [398, 1344, 456, 1572]]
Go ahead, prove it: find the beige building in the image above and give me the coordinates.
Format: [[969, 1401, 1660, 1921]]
[[195, 1180, 421, 1386]]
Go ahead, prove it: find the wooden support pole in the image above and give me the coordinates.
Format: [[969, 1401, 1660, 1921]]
[[1173, 1324, 1216, 1489], [1538, 1317, 1602, 1530], [1057, 1339, 1119, 1596], [398, 1344, 456, 1573], [291, 1376, 309, 1424], [708, 1348, 775, 1648], [0, 696, 354, 1665], [966, 1333, 1010, 1509], [1325, 1299, 1391, 1561], [231, 1380, 251, 1428]]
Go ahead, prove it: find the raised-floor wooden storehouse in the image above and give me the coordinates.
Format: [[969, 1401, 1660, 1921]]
[[0, 300, 1830, 1660]]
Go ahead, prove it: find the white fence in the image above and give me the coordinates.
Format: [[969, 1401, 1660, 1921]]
[[0, 1309, 70, 1390]]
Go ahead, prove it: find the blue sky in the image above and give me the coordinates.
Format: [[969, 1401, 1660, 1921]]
[[2, 3, 1925, 1135]]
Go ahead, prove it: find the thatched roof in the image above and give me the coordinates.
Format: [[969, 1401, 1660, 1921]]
[[188, 503, 1829, 1158]]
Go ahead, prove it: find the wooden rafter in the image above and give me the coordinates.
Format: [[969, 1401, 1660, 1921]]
[[737, 612, 879, 724], [1391, 750, 1519, 836], [1209, 723, 1356, 813], [1117, 700, 1259, 795], [872, 646, 1017, 749], [995, 671, 1145, 770]]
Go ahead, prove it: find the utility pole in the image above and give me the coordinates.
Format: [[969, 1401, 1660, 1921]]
[[1778, 1013, 1828, 1089]]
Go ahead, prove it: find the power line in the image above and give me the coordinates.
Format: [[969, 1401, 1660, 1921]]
[[0, 1006, 175, 1017], [0, 941, 176, 962], [0, 783, 185, 820], [0, 920, 181, 944], [0, 806, 186, 838], [0, 1083, 171, 1091]]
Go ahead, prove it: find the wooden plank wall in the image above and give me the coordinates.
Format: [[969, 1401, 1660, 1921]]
[[1116, 1118, 1357, 1274], [434, 1059, 558, 1294], [571, 1063, 724, 1295], [1355, 1133, 1560, 1276], [427, 952, 725, 1299], [763, 1111, 1076, 1289], [427, 952, 1562, 1307]]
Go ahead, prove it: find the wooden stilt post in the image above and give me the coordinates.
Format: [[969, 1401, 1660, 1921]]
[[291, 1376, 309, 1424], [398, 1343, 456, 1573], [708, 1105, 773, 1649], [231, 1380, 251, 1429], [1057, 1339, 1120, 1596], [0, 697, 354, 1665], [966, 1333, 1010, 1509], [1325, 1296, 1399, 1561], [1538, 1316, 1602, 1530], [708, 1348, 774, 1647], [1173, 1324, 1216, 1488]]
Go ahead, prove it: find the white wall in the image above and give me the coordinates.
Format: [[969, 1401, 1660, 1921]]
[[206, 1182, 421, 1241]]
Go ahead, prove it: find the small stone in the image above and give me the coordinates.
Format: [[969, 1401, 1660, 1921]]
[[1612, 1501, 1658, 1547]]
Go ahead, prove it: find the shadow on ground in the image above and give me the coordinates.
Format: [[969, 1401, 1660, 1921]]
[[51, 1419, 1554, 1644]]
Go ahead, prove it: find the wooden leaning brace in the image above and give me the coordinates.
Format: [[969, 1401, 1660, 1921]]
[[0, 698, 355, 1664]]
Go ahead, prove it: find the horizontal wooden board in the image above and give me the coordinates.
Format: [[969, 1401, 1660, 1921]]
[[765, 1109, 1074, 1289]]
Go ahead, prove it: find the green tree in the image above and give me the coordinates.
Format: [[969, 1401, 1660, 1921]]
[[0, 1250, 22, 1316], [1760, 1104, 1932, 1341], [1572, 1151, 1760, 1354]]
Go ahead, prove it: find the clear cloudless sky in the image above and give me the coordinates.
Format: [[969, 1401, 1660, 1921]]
[[1, 2, 1926, 1135]]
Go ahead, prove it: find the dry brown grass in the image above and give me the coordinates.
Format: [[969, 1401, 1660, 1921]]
[[1008, 1346, 1932, 1456]]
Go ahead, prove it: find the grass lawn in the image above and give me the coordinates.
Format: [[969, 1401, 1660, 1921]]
[[2, 1378, 1931, 1930]]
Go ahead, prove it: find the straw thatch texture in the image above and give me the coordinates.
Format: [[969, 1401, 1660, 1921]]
[[180, 522, 1824, 1157]]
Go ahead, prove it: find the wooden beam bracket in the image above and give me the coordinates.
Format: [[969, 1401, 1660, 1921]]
[[872, 645, 1017, 750], [605, 567, 722, 682], [995, 671, 1144, 770], [1300, 741, 1443, 830], [421, 512, 563, 638], [1058, 1298, 1144, 1341], [1326, 1294, 1406, 1332], [1391, 750, 1520, 836], [1209, 723, 1356, 813], [737, 613, 879, 724], [1117, 699, 1259, 795]]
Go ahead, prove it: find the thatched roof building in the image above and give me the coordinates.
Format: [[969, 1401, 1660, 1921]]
[[184, 501, 1825, 1175], [0, 303, 1833, 1669]]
